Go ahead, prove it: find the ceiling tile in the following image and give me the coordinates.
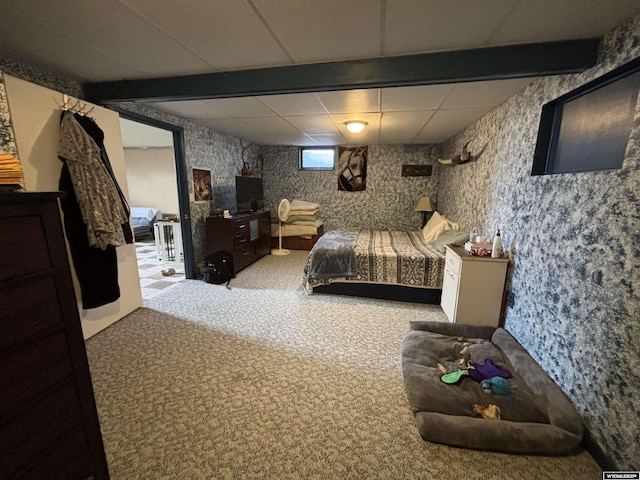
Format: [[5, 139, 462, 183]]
[[285, 115, 339, 135], [206, 97, 277, 118], [0, 6, 140, 82], [308, 134, 346, 146], [258, 93, 327, 116], [441, 78, 536, 109], [317, 89, 380, 114], [0, 0, 210, 79], [381, 84, 453, 111], [122, 0, 292, 70], [414, 107, 491, 143], [380, 111, 435, 144], [199, 119, 265, 139], [384, 0, 514, 55], [253, 0, 381, 63], [153, 100, 230, 120], [239, 117, 303, 136], [487, 0, 640, 44]]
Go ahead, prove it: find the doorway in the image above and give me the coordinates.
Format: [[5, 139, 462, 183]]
[[117, 111, 195, 299]]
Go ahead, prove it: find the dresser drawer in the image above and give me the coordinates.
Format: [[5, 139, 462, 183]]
[[0, 331, 74, 418], [233, 220, 250, 234], [0, 215, 52, 282], [0, 379, 84, 478], [445, 248, 462, 275], [233, 231, 250, 249], [0, 275, 64, 350]]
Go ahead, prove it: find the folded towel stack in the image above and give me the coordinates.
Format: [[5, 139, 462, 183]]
[[285, 199, 321, 226]]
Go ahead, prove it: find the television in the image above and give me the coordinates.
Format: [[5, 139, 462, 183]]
[[235, 176, 264, 214]]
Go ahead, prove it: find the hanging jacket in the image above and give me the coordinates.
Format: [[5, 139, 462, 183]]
[[58, 110, 128, 250]]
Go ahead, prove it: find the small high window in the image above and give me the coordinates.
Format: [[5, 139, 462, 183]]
[[299, 147, 335, 170]]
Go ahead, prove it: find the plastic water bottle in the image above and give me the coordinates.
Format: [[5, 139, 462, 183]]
[[491, 229, 502, 258]]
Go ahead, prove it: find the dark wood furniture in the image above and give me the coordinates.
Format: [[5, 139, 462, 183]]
[[269, 225, 324, 251], [206, 210, 270, 276], [0, 192, 109, 480]]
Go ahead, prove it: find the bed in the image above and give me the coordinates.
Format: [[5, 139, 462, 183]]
[[130, 207, 162, 239], [303, 212, 470, 304], [303, 229, 447, 304]]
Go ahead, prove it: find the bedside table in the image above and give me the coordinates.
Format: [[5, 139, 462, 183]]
[[440, 244, 509, 327]]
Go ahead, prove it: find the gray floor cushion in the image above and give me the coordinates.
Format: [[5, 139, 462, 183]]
[[401, 321, 584, 455]]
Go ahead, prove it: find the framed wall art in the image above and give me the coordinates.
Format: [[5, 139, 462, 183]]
[[192, 167, 212, 202]]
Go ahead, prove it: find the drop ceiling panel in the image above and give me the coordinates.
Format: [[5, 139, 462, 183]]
[[0, 0, 210, 80], [239, 117, 303, 136], [487, 0, 640, 44], [249, 134, 314, 146], [441, 78, 536, 109], [153, 100, 230, 120], [0, 6, 140, 82], [199, 119, 266, 139], [308, 134, 346, 146], [253, 0, 381, 63], [258, 93, 328, 116], [384, 0, 514, 55], [317, 89, 380, 114], [380, 111, 434, 144], [285, 115, 340, 135], [122, 0, 292, 70], [206, 97, 277, 118], [381, 84, 453, 111], [415, 107, 492, 144]]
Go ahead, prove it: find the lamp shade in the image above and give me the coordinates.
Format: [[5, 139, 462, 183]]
[[415, 196, 434, 212]]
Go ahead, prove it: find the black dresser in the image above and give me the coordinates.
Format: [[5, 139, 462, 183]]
[[0, 192, 109, 480], [205, 210, 270, 276]]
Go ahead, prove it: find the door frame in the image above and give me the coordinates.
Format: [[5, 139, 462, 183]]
[[115, 108, 195, 279]]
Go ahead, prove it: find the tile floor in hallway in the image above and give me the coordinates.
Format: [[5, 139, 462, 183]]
[[135, 238, 186, 301]]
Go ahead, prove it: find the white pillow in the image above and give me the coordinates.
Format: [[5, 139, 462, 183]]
[[422, 212, 457, 242]]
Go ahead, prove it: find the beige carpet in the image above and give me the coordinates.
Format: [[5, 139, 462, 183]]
[[85, 251, 601, 479]]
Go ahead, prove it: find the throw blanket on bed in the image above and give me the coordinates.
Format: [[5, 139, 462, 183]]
[[305, 229, 445, 289], [305, 230, 358, 279]]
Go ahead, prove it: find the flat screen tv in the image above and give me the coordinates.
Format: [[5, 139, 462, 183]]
[[235, 176, 264, 214]]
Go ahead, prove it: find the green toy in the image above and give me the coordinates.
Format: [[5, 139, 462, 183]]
[[441, 369, 469, 384]]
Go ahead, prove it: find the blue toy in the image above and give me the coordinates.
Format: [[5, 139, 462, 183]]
[[480, 376, 512, 395]]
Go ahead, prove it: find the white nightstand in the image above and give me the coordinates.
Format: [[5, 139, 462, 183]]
[[440, 244, 509, 327]]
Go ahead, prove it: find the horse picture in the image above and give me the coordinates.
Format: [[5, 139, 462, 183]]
[[337, 146, 367, 191]]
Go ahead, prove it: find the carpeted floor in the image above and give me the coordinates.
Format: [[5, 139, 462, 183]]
[[85, 251, 601, 479]]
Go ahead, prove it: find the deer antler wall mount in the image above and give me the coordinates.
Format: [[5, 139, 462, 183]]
[[239, 138, 263, 177], [438, 141, 480, 166]]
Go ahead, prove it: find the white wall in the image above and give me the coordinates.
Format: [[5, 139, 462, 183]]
[[4, 74, 143, 339], [124, 147, 179, 216]]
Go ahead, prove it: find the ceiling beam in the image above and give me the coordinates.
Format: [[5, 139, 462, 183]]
[[84, 39, 600, 104]]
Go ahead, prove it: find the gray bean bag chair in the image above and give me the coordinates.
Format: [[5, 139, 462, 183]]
[[401, 321, 584, 455]]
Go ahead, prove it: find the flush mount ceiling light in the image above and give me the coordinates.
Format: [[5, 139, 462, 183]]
[[344, 121, 368, 133]]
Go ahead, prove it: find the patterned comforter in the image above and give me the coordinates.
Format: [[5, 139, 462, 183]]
[[304, 229, 445, 291]]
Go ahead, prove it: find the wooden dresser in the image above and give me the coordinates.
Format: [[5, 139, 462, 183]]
[[0, 193, 109, 480], [205, 210, 270, 276]]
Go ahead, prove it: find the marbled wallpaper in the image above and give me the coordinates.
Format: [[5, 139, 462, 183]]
[[114, 102, 243, 269], [0, 72, 18, 156], [437, 14, 640, 470], [262, 144, 439, 231]]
